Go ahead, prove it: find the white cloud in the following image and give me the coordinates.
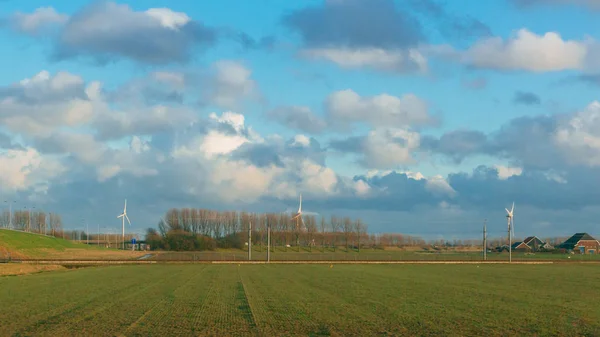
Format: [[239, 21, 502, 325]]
[[10, 7, 68, 34], [554, 101, 600, 166], [0, 147, 65, 192], [203, 61, 261, 109], [209, 159, 284, 203], [326, 89, 432, 129], [291, 135, 311, 147], [302, 47, 427, 73], [459, 28, 593, 72], [353, 179, 371, 196], [0, 70, 93, 137], [97, 165, 121, 182], [494, 165, 523, 180], [0, 70, 194, 141], [209, 111, 246, 132], [130, 136, 150, 154], [361, 128, 421, 169], [299, 159, 339, 195], [543, 170, 567, 184], [267, 106, 328, 134], [201, 131, 249, 158], [425, 175, 457, 197], [144, 8, 191, 30], [53, 1, 215, 64]]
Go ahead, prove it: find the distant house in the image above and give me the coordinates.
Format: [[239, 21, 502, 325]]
[[511, 236, 546, 252], [557, 233, 600, 254], [495, 245, 510, 252]]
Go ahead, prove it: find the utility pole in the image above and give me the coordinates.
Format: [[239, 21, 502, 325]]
[[267, 222, 271, 263], [483, 219, 487, 261], [248, 220, 252, 261]]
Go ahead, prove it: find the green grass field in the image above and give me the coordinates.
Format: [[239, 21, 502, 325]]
[[0, 229, 145, 260], [1, 264, 599, 336], [0, 229, 94, 257], [151, 248, 600, 262]]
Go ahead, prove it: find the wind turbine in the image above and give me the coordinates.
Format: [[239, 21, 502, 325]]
[[505, 202, 515, 263], [291, 193, 305, 247], [117, 199, 131, 250]]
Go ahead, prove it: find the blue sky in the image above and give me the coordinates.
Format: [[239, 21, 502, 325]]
[[1, 0, 600, 239]]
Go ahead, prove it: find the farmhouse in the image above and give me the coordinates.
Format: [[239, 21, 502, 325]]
[[557, 233, 600, 254], [511, 236, 545, 252]]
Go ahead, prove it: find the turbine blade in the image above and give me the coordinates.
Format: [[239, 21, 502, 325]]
[[124, 199, 127, 212], [298, 194, 302, 213], [511, 202, 514, 214], [126, 214, 131, 226], [505, 208, 510, 214], [117, 214, 124, 218]]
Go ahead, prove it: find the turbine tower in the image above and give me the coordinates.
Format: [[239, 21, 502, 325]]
[[117, 199, 131, 250], [291, 194, 304, 247], [505, 202, 515, 263]]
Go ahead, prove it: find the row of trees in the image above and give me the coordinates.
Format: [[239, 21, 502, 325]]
[[146, 208, 371, 252], [146, 208, 575, 252], [0, 210, 64, 236]]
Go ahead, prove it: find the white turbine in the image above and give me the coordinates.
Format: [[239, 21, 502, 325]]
[[291, 194, 305, 246], [505, 202, 514, 262], [117, 199, 131, 250]]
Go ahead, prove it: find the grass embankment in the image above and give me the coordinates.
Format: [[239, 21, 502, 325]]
[[0, 229, 144, 260], [0, 264, 598, 336]]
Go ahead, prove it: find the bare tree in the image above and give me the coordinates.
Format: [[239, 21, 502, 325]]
[[354, 219, 366, 252], [330, 215, 339, 252], [190, 208, 200, 234], [48, 213, 62, 236], [35, 211, 47, 234], [343, 217, 353, 252], [257, 213, 267, 251], [278, 213, 288, 251], [166, 209, 181, 231], [305, 215, 317, 252], [13, 210, 27, 230], [0, 210, 9, 228], [180, 208, 192, 232]]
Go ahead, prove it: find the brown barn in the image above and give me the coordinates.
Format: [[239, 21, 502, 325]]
[[557, 233, 600, 254]]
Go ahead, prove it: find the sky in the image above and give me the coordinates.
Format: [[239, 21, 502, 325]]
[[1, 0, 600, 240]]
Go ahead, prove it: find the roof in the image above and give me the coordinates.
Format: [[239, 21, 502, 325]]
[[511, 241, 523, 249], [523, 236, 544, 245], [512, 236, 544, 250], [558, 233, 598, 250]]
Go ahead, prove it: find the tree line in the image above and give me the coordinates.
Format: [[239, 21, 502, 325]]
[[145, 208, 372, 252], [144, 208, 575, 252], [0, 210, 64, 236]]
